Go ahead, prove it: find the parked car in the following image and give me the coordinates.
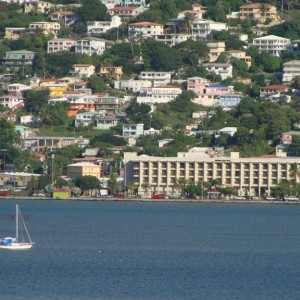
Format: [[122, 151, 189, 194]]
[[151, 194, 167, 199], [168, 194, 182, 199], [233, 196, 247, 200], [265, 196, 277, 201], [284, 196, 299, 201]]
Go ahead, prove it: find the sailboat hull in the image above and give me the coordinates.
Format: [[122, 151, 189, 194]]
[[0, 243, 33, 250]]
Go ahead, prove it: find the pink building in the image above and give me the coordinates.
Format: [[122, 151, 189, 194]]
[[187, 77, 211, 94]]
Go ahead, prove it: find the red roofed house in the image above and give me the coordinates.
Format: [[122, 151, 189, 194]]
[[128, 22, 163, 39], [260, 85, 289, 97], [239, 3, 279, 23], [108, 6, 146, 18]]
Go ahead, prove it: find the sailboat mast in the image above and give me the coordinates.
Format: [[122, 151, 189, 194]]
[[16, 204, 18, 241]]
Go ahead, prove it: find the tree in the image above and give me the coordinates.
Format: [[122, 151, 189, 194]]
[[141, 181, 151, 198], [107, 173, 120, 195], [24, 89, 50, 113], [88, 75, 107, 93], [125, 100, 151, 128], [289, 163, 300, 183], [79, 0, 110, 22], [73, 175, 100, 196]]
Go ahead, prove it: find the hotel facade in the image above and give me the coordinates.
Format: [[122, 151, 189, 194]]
[[124, 152, 300, 197]]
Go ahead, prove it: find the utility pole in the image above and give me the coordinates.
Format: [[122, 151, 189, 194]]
[[0, 149, 7, 187]]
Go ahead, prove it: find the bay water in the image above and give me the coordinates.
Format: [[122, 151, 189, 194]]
[[1, 200, 300, 300]]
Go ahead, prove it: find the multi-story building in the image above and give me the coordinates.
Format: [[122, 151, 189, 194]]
[[67, 162, 101, 179], [94, 115, 119, 130], [207, 42, 225, 62], [87, 15, 122, 35], [114, 79, 152, 92], [50, 11, 79, 27], [203, 63, 233, 80], [72, 64, 95, 78], [187, 77, 211, 95], [28, 22, 60, 37], [75, 111, 106, 127], [4, 28, 28, 40], [260, 85, 289, 97], [252, 35, 290, 57], [108, 6, 146, 18], [138, 71, 172, 86], [128, 22, 164, 40], [0, 95, 24, 110], [6, 83, 31, 96], [239, 3, 279, 23], [217, 94, 243, 108], [136, 85, 182, 105], [282, 60, 300, 83], [123, 123, 144, 137], [99, 66, 123, 80], [94, 96, 123, 115], [24, 1, 54, 14], [4, 50, 36, 67], [75, 38, 106, 56], [120, 0, 146, 7], [191, 20, 228, 38], [47, 38, 76, 53], [225, 50, 251, 68], [123, 151, 300, 197]]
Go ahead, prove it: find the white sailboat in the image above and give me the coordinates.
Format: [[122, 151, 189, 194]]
[[0, 204, 34, 250]]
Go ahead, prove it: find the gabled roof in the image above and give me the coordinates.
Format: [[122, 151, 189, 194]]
[[254, 35, 290, 41], [261, 85, 289, 90]]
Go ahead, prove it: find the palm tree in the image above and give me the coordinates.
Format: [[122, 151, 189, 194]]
[[107, 173, 120, 195], [289, 163, 300, 183], [126, 181, 137, 197], [141, 181, 151, 198]]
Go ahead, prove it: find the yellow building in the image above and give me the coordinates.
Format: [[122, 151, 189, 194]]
[[5, 28, 28, 40], [46, 84, 68, 98], [67, 162, 101, 179], [100, 66, 123, 80]]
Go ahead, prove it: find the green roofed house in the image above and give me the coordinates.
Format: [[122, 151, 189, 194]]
[[52, 189, 72, 199], [4, 50, 36, 67]]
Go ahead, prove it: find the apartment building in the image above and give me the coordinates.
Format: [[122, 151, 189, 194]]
[[24, 1, 54, 14], [75, 38, 106, 56], [75, 111, 105, 127], [123, 151, 300, 197], [99, 66, 123, 80], [114, 79, 152, 92], [191, 20, 228, 38], [6, 83, 31, 96], [128, 22, 164, 40], [187, 77, 211, 95], [282, 60, 300, 83], [94, 96, 123, 115], [217, 94, 243, 108], [252, 35, 290, 57], [120, 0, 146, 7], [47, 38, 76, 53]]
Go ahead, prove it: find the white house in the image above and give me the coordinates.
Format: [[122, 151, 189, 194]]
[[137, 85, 182, 105], [87, 16, 122, 35], [0, 95, 24, 110], [94, 116, 119, 130], [128, 22, 164, 40], [282, 60, 300, 83], [252, 35, 290, 56], [75, 111, 106, 127], [75, 38, 106, 56], [123, 123, 144, 137], [114, 79, 152, 92], [191, 20, 228, 38], [6, 83, 31, 96], [138, 71, 172, 86], [72, 64, 95, 78], [203, 63, 233, 80], [47, 38, 76, 53]]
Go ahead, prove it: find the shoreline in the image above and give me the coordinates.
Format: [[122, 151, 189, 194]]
[[1, 196, 299, 205]]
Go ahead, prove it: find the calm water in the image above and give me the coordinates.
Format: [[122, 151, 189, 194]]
[[1, 200, 300, 300]]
